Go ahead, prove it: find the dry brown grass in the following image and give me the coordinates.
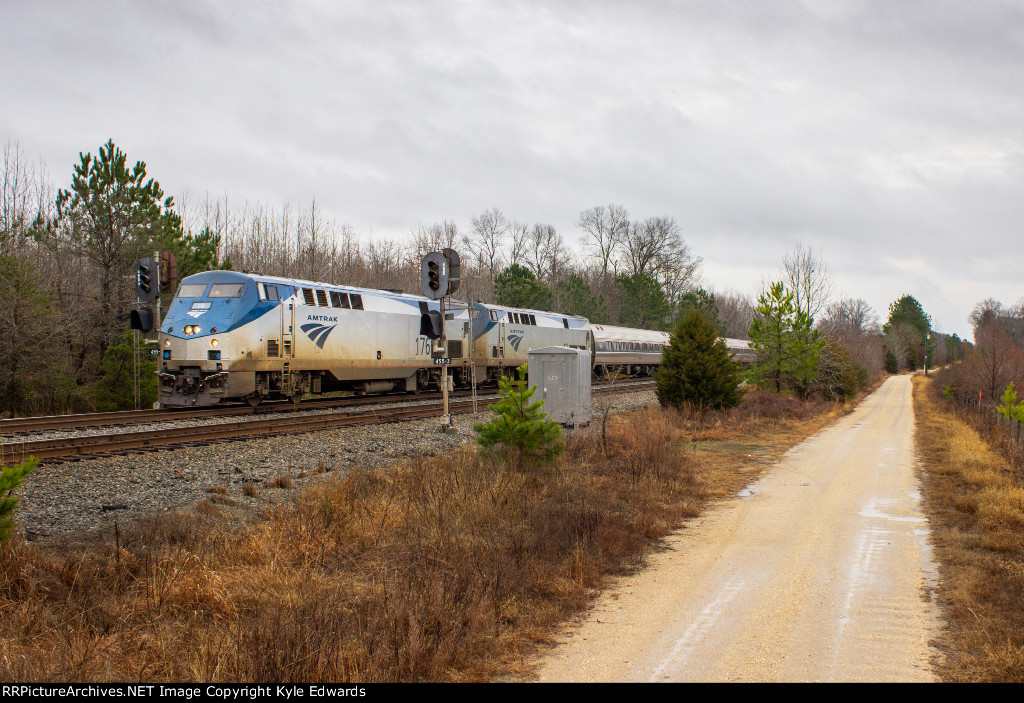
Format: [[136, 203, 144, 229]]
[[0, 389, 851, 682], [913, 375, 1024, 681], [270, 475, 293, 490]]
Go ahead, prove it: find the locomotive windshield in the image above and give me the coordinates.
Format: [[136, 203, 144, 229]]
[[177, 283, 208, 298], [208, 283, 245, 298]]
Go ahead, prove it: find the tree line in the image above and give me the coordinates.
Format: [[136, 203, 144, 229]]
[[6, 136, 1009, 417], [655, 241, 1013, 410], [0, 138, 752, 416]]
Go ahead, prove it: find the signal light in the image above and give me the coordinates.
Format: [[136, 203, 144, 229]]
[[134, 257, 159, 302], [420, 310, 443, 339], [420, 251, 450, 300], [129, 307, 154, 333], [428, 261, 440, 291]]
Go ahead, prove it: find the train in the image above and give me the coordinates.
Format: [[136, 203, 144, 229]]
[[155, 270, 753, 407]]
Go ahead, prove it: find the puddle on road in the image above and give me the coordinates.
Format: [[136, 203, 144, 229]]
[[858, 496, 927, 523]]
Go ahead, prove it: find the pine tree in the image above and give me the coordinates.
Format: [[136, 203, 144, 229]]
[[657, 308, 743, 410], [883, 295, 933, 369], [674, 288, 725, 336], [494, 264, 554, 310], [89, 331, 158, 411], [473, 364, 563, 468], [54, 140, 184, 361], [997, 383, 1024, 422], [1, 458, 36, 543], [555, 274, 609, 324], [790, 306, 825, 399], [616, 273, 671, 330], [748, 282, 824, 396]]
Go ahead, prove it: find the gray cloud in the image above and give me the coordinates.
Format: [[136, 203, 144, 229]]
[[3, 0, 1023, 336]]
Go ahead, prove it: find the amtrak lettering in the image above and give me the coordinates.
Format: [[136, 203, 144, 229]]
[[300, 322, 337, 349], [306, 314, 338, 322]]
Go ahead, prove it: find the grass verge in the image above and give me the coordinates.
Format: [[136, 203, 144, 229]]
[[912, 375, 1024, 681], [0, 391, 851, 682]]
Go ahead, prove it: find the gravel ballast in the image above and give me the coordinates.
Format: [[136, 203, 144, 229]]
[[15, 390, 658, 541]]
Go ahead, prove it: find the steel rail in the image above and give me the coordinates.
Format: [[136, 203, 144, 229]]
[[0, 381, 656, 464], [0, 380, 657, 435], [0, 393, 436, 435]]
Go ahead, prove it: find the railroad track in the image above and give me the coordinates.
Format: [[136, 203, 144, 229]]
[[0, 381, 656, 464], [0, 392, 446, 435], [1, 379, 657, 435]]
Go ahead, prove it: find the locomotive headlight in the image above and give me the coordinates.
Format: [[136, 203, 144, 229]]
[[184, 325, 192, 335], [210, 339, 219, 347], [164, 339, 171, 347]]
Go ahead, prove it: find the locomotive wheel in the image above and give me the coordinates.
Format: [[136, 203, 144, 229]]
[[245, 392, 263, 408]]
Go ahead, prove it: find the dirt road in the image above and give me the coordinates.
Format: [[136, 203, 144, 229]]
[[533, 375, 942, 682]]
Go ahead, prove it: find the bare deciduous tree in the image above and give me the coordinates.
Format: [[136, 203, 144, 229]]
[[818, 297, 884, 379], [508, 220, 530, 268], [819, 298, 879, 337], [328, 223, 362, 284], [578, 204, 629, 277], [623, 216, 678, 278], [410, 220, 458, 259], [715, 290, 756, 339], [781, 242, 833, 321], [364, 238, 407, 291], [967, 301, 1024, 401], [527, 223, 571, 283], [1, 140, 36, 253], [465, 207, 508, 286]]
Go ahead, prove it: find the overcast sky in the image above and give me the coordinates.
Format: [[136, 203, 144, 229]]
[[4, 0, 1022, 337]]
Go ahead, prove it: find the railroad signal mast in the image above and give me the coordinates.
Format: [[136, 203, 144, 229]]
[[130, 252, 178, 409], [420, 249, 461, 427], [131, 251, 177, 333]]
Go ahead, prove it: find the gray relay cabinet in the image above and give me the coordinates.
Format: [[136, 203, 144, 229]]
[[527, 346, 592, 428]]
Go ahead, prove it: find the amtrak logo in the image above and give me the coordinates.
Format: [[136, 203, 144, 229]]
[[507, 333, 524, 351], [186, 310, 205, 318], [301, 322, 337, 349]]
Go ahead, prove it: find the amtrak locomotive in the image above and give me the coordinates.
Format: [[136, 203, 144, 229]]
[[157, 270, 751, 407]]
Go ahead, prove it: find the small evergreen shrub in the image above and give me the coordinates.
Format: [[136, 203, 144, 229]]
[[473, 365, 563, 468], [997, 382, 1024, 422]]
